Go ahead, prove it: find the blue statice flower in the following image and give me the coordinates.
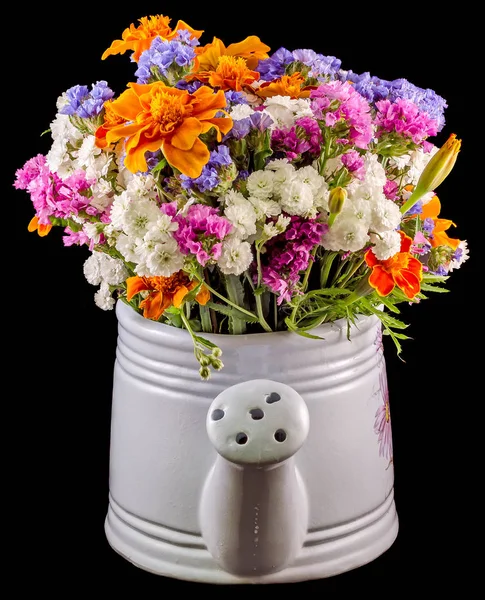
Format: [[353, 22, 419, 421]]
[[422, 217, 435, 234], [339, 70, 390, 102], [256, 47, 294, 80], [225, 90, 248, 107], [292, 49, 341, 79], [249, 111, 273, 131], [136, 36, 197, 84], [385, 79, 447, 132], [60, 81, 114, 118], [175, 79, 203, 92], [180, 145, 234, 193]]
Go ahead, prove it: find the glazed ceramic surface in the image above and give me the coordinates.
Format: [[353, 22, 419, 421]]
[[105, 300, 398, 583]]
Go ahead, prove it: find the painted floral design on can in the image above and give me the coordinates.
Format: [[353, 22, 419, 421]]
[[374, 368, 393, 464]]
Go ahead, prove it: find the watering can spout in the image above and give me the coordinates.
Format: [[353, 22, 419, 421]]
[[199, 379, 310, 577]]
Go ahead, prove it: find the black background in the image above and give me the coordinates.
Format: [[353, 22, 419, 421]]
[[10, 4, 479, 594]]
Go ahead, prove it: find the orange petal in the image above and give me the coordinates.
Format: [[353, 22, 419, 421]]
[[173, 20, 204, 41], [225, 35, 271, 69], [37, 223, 52, 237], [195, 285, 211, 306], [420, 195, 441, 220], [126, 276, 149, 301], [406, 256, 424, 281], [393, 269, 421, 299], [398, 230, 413, 253], [364, 248, 379, 268], [172, 285, 190, 308], [432, 230, 460, 250], [200, 117, 233, 140], [140, 291, 171, 321], [109, 88, 142, 121], [28, 215, 39, 232], [195, 37, 226, 71], [170, 117, 203, 151], [192, 87, 228, 118], [368, 266, 395, 296], [161, 137, 210, 178]]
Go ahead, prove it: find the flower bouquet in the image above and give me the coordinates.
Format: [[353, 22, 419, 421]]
[[14, 13, 468, 379]]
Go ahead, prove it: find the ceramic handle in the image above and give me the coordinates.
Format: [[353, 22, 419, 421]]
[[200, 379, 310, 577]]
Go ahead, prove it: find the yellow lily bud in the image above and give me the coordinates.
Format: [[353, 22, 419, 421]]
[[328, 186, 347, 227], [400, 134, 461, 214]]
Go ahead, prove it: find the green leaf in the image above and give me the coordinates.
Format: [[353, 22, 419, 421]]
[[284, 317, 324, 340], [420, 283, 449, 293], [206, 300, 259, 323], [224, 274, 248, 334]]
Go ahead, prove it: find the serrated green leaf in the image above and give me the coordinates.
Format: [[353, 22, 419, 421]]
[[420, 283, 449, 293], [206, 301, 259, 323]]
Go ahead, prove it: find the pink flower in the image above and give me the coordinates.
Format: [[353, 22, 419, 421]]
[[310, 80, 373, 149], [342, 150, 365, 180], [383, 179, 399, 200], [375, 98, 438, 144], [374, 369, 393, 462]]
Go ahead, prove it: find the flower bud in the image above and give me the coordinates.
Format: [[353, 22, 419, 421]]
[[199, 366, 211, 380], [328, 186, 347, 227], [400, 134, 461, 214]]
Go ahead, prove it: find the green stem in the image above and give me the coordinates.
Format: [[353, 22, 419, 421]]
[[400, 188, 424, 215], [254, 245, 273, 333], [301, 247, 318, 293], [320, 251, 338, 287], [330, 257, 348, 286], [338, 257, 365, 288], [192, 272, 260, 322], [180, 310, 198, 344], [273, 293, 278, 331]]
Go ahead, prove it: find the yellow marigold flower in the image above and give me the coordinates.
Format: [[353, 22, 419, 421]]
[[102, 14, 203, 62], [103, 82, 233, 178], [255, 73, 312, 99], [187, 55, 260, 91], [195, 36, 270, 71], [126, 272, 210, 321]]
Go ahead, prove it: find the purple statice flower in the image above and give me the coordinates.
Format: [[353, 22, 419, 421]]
[[292, 49, 341, 79], [404, 199, 423, 217], [180, 146, 233, 193], [256, 47, 294, 80], [385, 79, 447, 132], [261, 216, 327, 303], [272, 117, 322, 161], [452, 247, 463, 262], [225, 90, 248, 106], [374, 369, 393, 462], [422, 217, 435, 234], [136, 36, 196, 84], [311, 81, 373, 149], [60, 81, 114, 118], [174, 29, 200, 47], [339, 70, 390, 103], [383, 179, 399, 200], [342, 150, 365, 180], [225, 117, 252, 140], [175, 79, 203, 92], [375, 98, 438, 143], [173, 204, 233, 266], [250, 111, 274, 132]]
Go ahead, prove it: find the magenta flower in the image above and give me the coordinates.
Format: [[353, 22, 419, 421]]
[[383, 179, 399, 200], [375, 98, 438, 143], [172, 204, 233, 267], [342, 150, 365, 180], [310, 81, 373, 149], [271, 117, 322, 161], [374, 369, 393, 462]]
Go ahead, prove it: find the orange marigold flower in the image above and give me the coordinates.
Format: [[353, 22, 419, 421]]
[[187, 55, 260, 91], [255, 73, 312, 99], [365, 231, 423, 299], [126, 272, 210, 321], [28, 215, 52, 237], [95, 100, 128, 149], [195, 36, 270, 71], [419, 195, 460, 250], [103, 82, 233, 177], [102, 14, 203, 62]]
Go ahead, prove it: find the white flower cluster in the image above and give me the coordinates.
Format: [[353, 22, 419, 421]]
[[216, 161, 328, 276], [229, 95, 313, 130], [322, 155, 402, 259], [106, 174, 185, 277], [83, 251, 129, 310]]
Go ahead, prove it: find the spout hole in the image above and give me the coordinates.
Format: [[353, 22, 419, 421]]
[[236, 432, 248, 445], [265, 392, 281, 404], [211, 409, 225, 421], [274, 429, 287, 442], [249, 408, 264, 420]]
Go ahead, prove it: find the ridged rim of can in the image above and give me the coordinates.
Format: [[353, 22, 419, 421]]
[[116, 299, 380, 346]]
